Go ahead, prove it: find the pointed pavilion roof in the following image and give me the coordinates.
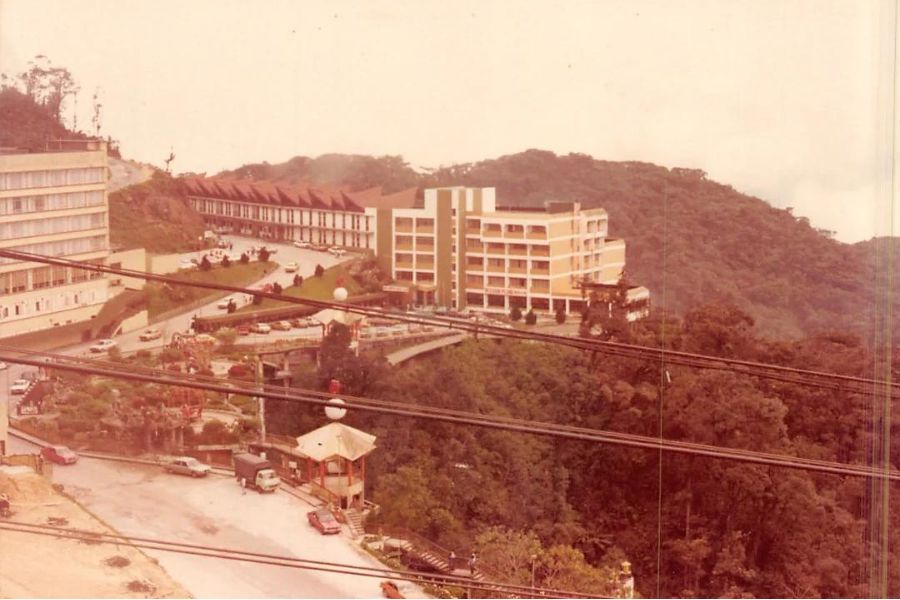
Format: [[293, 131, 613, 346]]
[[295, 422, 377, 462]]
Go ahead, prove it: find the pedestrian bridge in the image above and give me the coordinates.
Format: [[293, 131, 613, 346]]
[[385, 333, 468, 365]]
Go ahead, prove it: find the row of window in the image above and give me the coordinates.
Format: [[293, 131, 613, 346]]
[[192, 198, 371, 230], [0, 212, 106, 240], [0, 190, 105, 216], [0, 168, 106, 191], [0, 286, 105, 321], [0, 261, 105, 295], [0, 236, 107, 265]]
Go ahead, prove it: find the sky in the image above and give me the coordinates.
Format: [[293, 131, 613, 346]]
[[0, 0, 894, 243]]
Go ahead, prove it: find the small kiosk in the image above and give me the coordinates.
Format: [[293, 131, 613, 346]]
[[294, 422, 376, 509]]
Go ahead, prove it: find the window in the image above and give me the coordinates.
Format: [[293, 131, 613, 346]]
[[32, 267, 51, 289]]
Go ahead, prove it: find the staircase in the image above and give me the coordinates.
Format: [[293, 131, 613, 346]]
[[343, 508, 366, 539]]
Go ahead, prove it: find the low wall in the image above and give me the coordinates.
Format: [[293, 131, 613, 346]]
[[148, 253, 181, 275]]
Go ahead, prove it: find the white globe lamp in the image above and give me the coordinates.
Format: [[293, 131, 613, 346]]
[[325, 398, 347, 420], [333, 287, 348, 302]]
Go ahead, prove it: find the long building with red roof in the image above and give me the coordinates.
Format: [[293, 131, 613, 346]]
[[182, 176, 417, 249]]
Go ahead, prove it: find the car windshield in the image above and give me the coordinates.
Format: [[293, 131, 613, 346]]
[[56, 447, 74, 456], [184, 458, 200, 467], [260, 471, 278, 480], [317, 511, 336, 522]]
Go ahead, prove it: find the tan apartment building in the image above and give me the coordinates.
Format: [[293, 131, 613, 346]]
[[383, 187, 649, 316], [0, 141, 112, 338]]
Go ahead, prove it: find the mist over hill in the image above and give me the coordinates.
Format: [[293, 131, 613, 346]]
[[220, 150, 895, 342]]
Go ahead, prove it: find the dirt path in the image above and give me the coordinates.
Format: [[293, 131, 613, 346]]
[[108, 157, 155, 193]]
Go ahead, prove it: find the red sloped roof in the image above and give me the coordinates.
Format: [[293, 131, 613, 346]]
[[340, 191, 365, 213], [308, 188, 333, 209]]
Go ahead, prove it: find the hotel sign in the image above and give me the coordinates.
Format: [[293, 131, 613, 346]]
[[485, 287, 526, 296]]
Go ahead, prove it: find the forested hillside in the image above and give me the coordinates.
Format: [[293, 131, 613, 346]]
[[268, 311, 900, 598], [225, 150, 895, 342]]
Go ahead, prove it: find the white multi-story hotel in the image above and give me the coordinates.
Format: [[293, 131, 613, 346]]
[[0, 140, 112, 337]]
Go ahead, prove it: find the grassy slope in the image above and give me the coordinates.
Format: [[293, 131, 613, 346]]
[[146, 261, 276, 317], [236, 263, 363, 313]]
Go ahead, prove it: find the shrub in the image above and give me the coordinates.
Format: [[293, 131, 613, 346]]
[[315, 264, 324, 277], [221, 255, 231, 268], [510, 306, 523, 322], [258, 247, 270, 262], [240, 253, 249, 264], [272, 282, 283, 295], [293, 274, 303, 287], [215, 327, 238, 348], [227, 299, 237, 313], [252, 294, 263, 305], [525, 310, 537, 325], [200, 256, 212, 271], [555, 308, 567, 324]]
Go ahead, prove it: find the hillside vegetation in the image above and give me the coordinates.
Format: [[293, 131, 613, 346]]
[[227, 150, 894, 341], [108, 172, 207, 254]]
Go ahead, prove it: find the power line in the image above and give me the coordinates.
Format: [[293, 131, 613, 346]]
[[3, 345, 898, 482], [0, 521, 606, 599], [0, 247, 894, 397]]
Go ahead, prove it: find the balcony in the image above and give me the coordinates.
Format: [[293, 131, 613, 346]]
[[530, 246, 550, 257], [527, 229, 547, 239], [507, 246, 528, 256], [530, 267, 550, 276], [395, 224, 413, 233], [482, 227, 503, 238], [395, 261, 414, 270], [487, 264, 506, 274], [395, 242, 413, 251], [415, 225, 434, 234], [504, 229, 525, 239], [417, 261, 435, 270]]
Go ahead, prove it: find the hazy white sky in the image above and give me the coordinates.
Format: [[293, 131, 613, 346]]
[[0, 0, 894, 242]]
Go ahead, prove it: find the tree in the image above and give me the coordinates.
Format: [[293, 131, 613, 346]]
[[556, 308, 567, 324], [510, 306, 523, 322], [314, 264, 325, 277], [525, 310, 537, 325], [158, 347, 184, 367], [293, 274, 303, 287], [199, 255, 212, 271], [240, 252, 249, 264], [579, 276, 632, 342], [221, 255, 231, 268], [214, 327, 238, 349], [252, 294, 263, 306], [18, 56, 79, 124], [258, 247, 270, 262], [226, 299, 237, 313], [272, 282, 283, 295]]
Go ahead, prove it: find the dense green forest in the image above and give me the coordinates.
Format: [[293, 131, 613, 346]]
[[268, 309, 899, 598], [223, 151, 897, 343]]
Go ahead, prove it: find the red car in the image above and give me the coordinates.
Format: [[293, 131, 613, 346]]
[[307, 509, 342, 535], [236, 325, 250, 336], [41, 445, 78, 465]]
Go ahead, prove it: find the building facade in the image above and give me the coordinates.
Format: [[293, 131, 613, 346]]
[[0, 141, 111, 337], [382, 187, 646, 315], [185, 178, 648, 316]]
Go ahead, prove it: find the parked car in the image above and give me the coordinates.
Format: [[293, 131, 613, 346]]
[[236, 325, 251, 336], [250, 323, 271, 334], [290, 317, 317, 328], [41, 445, 78, 465], [292, 240, 311, 249], [139, 328, 162, 342], [89, 339, 118, 353], [270, 320, 292, 331], [195, 333, 218, 345], [164, 456, 211, 477], [10, 379, 31, 395], [178, 258, 196, 270], [307, 509, 342, 535], [327, 247, 346, 257], [284, 262, 299, 273]]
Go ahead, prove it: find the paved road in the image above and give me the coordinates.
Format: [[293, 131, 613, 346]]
[[8, 435, 420, 598]]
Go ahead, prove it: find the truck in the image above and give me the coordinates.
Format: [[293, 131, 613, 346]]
[[233, 453, 281, 493]]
